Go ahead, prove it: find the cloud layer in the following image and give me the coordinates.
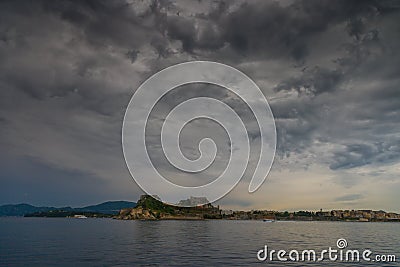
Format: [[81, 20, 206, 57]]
[[1, 0, 399, 210]]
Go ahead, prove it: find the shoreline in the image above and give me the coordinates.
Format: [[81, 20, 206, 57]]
[[3, 216, 400, 223]]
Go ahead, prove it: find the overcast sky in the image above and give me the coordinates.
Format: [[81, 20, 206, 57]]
[[1, 0, 399, 211]]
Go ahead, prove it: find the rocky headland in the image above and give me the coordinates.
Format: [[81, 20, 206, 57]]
[[116, 195, 221, 220]]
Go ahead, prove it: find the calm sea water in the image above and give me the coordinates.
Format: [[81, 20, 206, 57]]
[[0, 218, 399, 266]]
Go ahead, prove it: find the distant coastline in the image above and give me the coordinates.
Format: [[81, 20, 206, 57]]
[[0, 201, 137, 217], [1, 196, 399, 222], [114, 195, 400, 222]]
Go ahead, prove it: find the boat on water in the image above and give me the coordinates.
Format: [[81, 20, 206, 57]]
[[73, 215, 88, 219], [262, 219, 275, 222]]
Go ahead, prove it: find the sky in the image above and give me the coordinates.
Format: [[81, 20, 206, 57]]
[[0, 0, 400, 211]]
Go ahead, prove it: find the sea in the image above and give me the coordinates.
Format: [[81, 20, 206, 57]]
[[0, 218, 399, 266]]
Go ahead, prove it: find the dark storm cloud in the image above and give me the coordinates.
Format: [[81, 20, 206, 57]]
[[153, 0, 400, 171], [330, 141, 400, 170], [0, 0, 166, 116], [43, 0, 161, 48], [330, 143, 377, 170], [268, 1, 399, 166], [1, 0, 400, 207], [274, 67, 343, 96], [165, 16, 196, 52], [164, 0, 387, 61], [0, 0, 161, 205]]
